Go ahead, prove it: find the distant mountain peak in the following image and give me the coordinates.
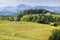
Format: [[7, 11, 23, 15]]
[[0, 4, 60, 15], [17, 4, 27, 7]]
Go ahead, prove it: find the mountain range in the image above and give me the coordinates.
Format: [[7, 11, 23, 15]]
[[0, 4, 60, 15]]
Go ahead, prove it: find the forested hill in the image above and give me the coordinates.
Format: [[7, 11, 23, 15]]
[[13, 9, 53, 21], [0, 9, 58, 20], [21, 9, 50, 14], [0, 9, 60, 25]]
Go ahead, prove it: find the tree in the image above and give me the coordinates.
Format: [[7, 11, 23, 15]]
[[35, 15, 41, 23], [8, 17, 14, 21]]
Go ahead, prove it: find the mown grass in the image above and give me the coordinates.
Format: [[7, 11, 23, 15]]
[[0, 20, 59, 40]]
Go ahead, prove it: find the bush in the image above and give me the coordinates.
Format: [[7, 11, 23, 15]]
[[35, 16, 41, 23], [31, 16, 37, 22], [21, 15, 38, 22], [21, 14, 54, 24], [8, 17, 14, 21], [21, 15, 33, 21], [48, 29, 60, 40], [50, 22, 58, 27], [54, 22, 58, 26]]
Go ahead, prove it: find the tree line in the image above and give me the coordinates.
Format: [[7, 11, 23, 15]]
[[0, 9, 60, 25]]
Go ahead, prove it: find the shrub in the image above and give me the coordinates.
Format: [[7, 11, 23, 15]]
[[54, 22, 58, 26], [8, 17, 14, 21], [21, 15, 33, 21], [35, 16, 41, 23], [31, 16, 37, 22], [48, 29, 60, 40], [50, 22, 58, 27]]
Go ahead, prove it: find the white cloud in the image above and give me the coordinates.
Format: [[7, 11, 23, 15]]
[[0, 0, 60, 7]]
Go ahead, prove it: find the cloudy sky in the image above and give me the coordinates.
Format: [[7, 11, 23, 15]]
[[0, 0, 60, 7]]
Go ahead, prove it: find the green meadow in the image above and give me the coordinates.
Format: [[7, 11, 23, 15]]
[[0, 9, 60, 40], [0, 20, 59, 40]]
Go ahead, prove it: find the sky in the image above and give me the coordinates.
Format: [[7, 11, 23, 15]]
[[0, 0, 60, 7]]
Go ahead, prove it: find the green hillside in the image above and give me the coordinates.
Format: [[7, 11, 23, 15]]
[[0, 9, 60, 40], [0, 20, 59, 40]]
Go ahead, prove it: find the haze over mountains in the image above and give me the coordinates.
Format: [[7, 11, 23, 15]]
[[0, 4, 60, 15]]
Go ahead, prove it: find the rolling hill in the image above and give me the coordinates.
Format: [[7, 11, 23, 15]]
[[0, 20, 56, 40]]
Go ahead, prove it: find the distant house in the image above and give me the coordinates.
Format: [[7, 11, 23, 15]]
[[47, 12, 51, 14], [45, 12, 51, 16]]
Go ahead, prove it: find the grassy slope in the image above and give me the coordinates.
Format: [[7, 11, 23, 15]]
[[0, 20, 58, 40], [52, 14, 60, 17]]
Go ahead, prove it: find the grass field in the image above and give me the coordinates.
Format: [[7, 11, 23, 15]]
[[0, 20, 59, 40]]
